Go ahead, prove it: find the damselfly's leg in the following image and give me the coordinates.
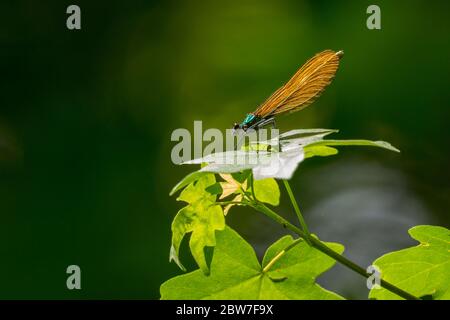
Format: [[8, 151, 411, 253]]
[[267, 118, 281, 151], [235, 131, 245, 151], [256, 117, 280, 151], [235, 128, 257, 150], [252, 117, 281, 152], [271, 118, 281, 151]]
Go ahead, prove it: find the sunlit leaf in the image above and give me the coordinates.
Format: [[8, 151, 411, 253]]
[[219, 173, 243, 199], [369, 225, 450, 300], [217, 174, 248, 215], [253, 178, 280, 206], [170, 174, 225, 274], [223, 194, 243, 216], [177, 173, 216, 204], [169, 171, 209, 196], [177, 129, 399, 180], [304, 145, 338, 159], [278, 128, 338, 139], [251, 144, 304, 180], [161, 227, 345, 299], [307, 139, 400, 153]]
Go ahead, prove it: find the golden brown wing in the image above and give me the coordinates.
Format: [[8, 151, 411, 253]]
[[253, 50, 343, 118]]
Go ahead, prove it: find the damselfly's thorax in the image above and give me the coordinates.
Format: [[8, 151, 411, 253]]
[[233, 113, 261, 132]]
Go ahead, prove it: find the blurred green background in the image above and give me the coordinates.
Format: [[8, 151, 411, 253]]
[[0, 0, 449, 299]]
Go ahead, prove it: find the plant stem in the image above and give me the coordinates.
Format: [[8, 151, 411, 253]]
[[216, 201, 247, 206], [249, 201, 420, 300], [283, 180, 311, 245], [249, 174, 257, 201]]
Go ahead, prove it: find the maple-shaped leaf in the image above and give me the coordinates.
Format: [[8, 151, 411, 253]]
[[218, 174, 247, 215], [161, 227, 345, 299], [170, 174, 225, 274], [369, 225, 450, 300], [218, 173, 246, 199]]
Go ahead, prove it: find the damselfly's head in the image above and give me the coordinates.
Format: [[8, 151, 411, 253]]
[[232, 122, 248, 130], [232, 122, 247, 135], [232, 114, 256, 135]]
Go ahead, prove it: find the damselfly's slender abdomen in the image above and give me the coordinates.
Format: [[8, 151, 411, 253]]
[[233, 49, 343, 132]]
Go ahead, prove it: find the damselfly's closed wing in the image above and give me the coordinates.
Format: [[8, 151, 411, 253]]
[[253, 50, 343, 118]]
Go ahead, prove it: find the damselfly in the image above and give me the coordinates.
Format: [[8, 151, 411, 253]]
[[232, 50, 343, 133]]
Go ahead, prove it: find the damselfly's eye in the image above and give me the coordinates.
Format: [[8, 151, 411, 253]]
[[233, 123, 240, 130], [242, 124, 248, 131]]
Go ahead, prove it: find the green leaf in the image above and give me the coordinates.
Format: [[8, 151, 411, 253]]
[[178, 129, 400, 181], [304, 145, 338, 159], [369, 225, 450, 300], [205, 183, 223, 195], [306, 139, 400, 153], [253, 178, 280, 206], [161, 227, 345, 299], [170, 174, 225, 274], [231, 170, 251, 184], [170, 171, 210, 196], [279, 128, 339, 139], [177, 173, 216, 204], [242, 143, 271, 151]]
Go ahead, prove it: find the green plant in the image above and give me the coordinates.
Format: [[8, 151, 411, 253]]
[[161, 129, 450, 300]]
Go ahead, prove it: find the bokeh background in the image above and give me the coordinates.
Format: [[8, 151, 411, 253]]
[[1, 0, 449, 299]]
